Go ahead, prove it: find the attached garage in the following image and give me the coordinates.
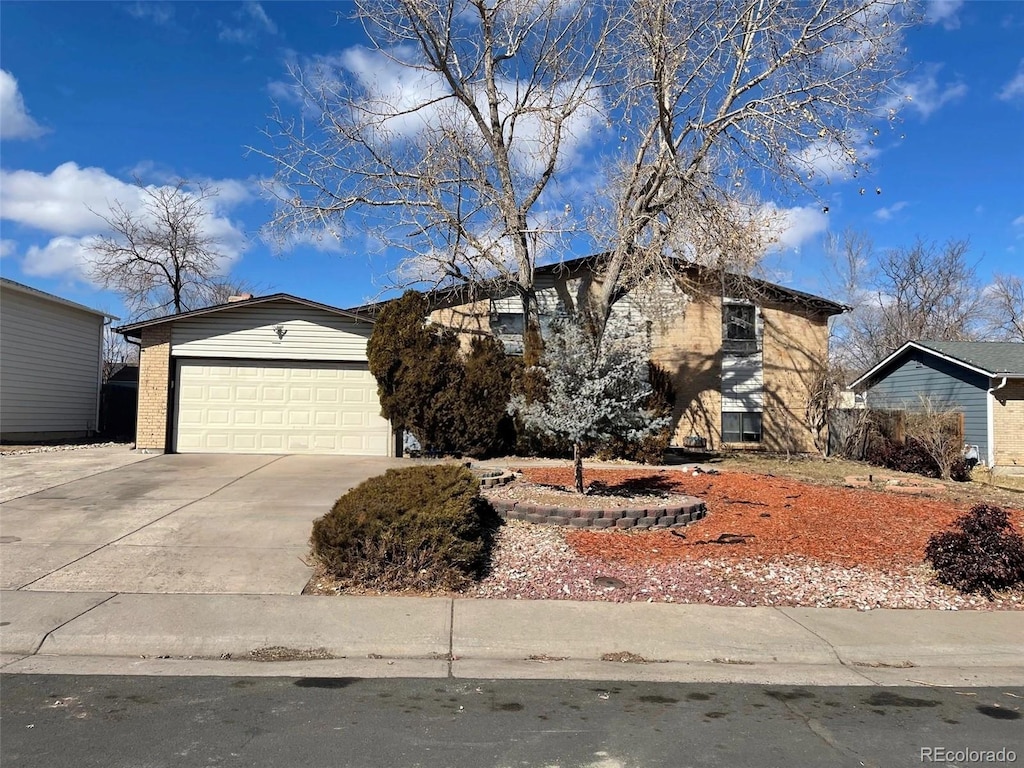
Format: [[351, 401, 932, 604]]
[[118, 295, 394, 456], [175, 360, 389, 455]]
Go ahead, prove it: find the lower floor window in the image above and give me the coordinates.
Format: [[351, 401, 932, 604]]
[[722, 411, 762, 443]]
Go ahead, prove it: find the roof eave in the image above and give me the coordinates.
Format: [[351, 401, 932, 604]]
[[116, 294, 374, 335], [345, 256, 847, 316], [1, 277, 117, 320], [849, 341, 1023, 390]]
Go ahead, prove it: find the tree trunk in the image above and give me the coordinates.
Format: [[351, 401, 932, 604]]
[[519, 282, 543, 365], [573, 442, 584, 494]]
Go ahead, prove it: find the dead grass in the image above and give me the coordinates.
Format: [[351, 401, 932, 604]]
[[709, 452, 1024, 509]]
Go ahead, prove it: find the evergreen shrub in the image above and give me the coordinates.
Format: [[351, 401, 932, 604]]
[[310, 464, 500, 591]]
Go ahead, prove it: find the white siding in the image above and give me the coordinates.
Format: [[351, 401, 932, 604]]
[[171, 302, 373, 361], [722, 353, 765, 410], [0, 286, 104, 437]]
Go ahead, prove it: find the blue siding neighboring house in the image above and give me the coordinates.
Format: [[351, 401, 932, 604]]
[[850, 341, 1024, 468]]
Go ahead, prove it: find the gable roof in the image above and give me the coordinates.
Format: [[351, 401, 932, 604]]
[[345, 254, 848, 317], [1, 277, 117, 320], [850, 340, 1024, 390], [116, 293, 374, 336]]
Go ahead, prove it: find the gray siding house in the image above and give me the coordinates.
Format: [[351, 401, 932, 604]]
[[0, 278, 113, 441], [850, 341, 1024, 469]]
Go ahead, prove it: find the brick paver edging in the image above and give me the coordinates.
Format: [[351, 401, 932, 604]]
[[475, 469, 516, 488], [489, 496, 707, 529]]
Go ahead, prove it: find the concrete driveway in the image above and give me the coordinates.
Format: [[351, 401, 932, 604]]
[[0, 449, 405, 595]]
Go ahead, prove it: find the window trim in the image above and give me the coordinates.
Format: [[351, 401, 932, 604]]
[[722, 411, 763, 443]]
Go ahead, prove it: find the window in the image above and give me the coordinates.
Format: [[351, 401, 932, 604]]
[[724, 303, 756, 341], [722, 411, 762, 443], [491, 312, 524, 336]]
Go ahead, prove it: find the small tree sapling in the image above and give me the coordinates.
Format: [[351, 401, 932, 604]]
[[510, 319, 670, 493]]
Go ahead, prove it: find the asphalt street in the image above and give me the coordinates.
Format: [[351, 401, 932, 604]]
[[1, 676, 1021, 768]]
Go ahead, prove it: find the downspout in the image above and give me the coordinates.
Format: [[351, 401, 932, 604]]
[[987, 376, 1008, 468]]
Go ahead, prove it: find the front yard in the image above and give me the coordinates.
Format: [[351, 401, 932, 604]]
[[304, 455, 1024, 610], [469, 462, 1024, 610]]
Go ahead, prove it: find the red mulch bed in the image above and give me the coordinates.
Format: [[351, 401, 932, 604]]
[[517, 467, 1023, 569]]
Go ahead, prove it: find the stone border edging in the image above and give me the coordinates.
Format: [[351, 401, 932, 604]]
[[477, 469, 516, 488], [489, 495, 707, 530]]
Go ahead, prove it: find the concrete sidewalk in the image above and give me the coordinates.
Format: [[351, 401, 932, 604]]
[[2, 590, 1021, 685]]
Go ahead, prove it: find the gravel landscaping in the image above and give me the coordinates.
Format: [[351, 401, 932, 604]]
[[0, 440, 131, 456], [467, 466, 1024, 611]]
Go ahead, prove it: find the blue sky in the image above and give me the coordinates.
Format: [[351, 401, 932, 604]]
[[1, 0, 1022, 320]]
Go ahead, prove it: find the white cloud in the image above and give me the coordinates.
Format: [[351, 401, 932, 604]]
[[791, 133, 880, 183], [925, 0, 964, 30], [286, 45, 604, 177], [219, 2, 278, 44], [243, 2, 277, 33], [0, 70, 46, 140], [0, 163, 129, 234], [123, 2, 174, 26], [21, 236, 102, 282], [885, 65, 967, 120], [998, 59, 1024, 102], [761, 204, 829, 253], [874, 201, 908, 221], [0, 239, 15, 259], [1, 163, 248, 283]]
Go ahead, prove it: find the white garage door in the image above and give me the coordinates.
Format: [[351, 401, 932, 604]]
[[174, 360, 391, 455]]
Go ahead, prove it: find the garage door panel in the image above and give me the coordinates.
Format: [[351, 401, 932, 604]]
[[236, 385, 259, 402], [174, 360, 390, 456], [315, 411, 339, 427], [288, 411, 312, 427]]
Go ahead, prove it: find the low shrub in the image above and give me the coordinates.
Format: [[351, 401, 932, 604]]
[[924, 504, 1024, 597], [948, 459, 973, 483], [865, 436, 940, 478], [310, 464, 500, 592]]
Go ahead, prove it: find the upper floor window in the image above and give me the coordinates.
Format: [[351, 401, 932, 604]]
[[724, 303, 756, 341]]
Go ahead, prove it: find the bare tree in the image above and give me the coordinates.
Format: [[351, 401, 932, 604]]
[[256, 0, 611, 341], [905, 395, 964, 481], [982, 274, 1024, 343], [257, 0, 910, 340], [584, 0, 910, 333], [827, 235, 986, 374], [805, 360, 847, 457], [88, 180, 247, 320]]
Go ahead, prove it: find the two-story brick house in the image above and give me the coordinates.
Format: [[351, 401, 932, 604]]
[[405, 255, 847, 454]]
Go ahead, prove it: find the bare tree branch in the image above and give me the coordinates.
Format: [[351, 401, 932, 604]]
[[828, 234, 988, 374], [982, 273, 1024, 342], [87, 179, 248, 320], [254, 0, 911, 341], [586, 0, 911, 332]]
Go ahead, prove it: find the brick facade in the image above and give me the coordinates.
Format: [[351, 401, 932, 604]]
[[992, 380, 1024, 467], [649, 295, 724, 447], [431, 272, 833, 454], [136, 324, 172, 451], [761, 305, 829, 454]]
